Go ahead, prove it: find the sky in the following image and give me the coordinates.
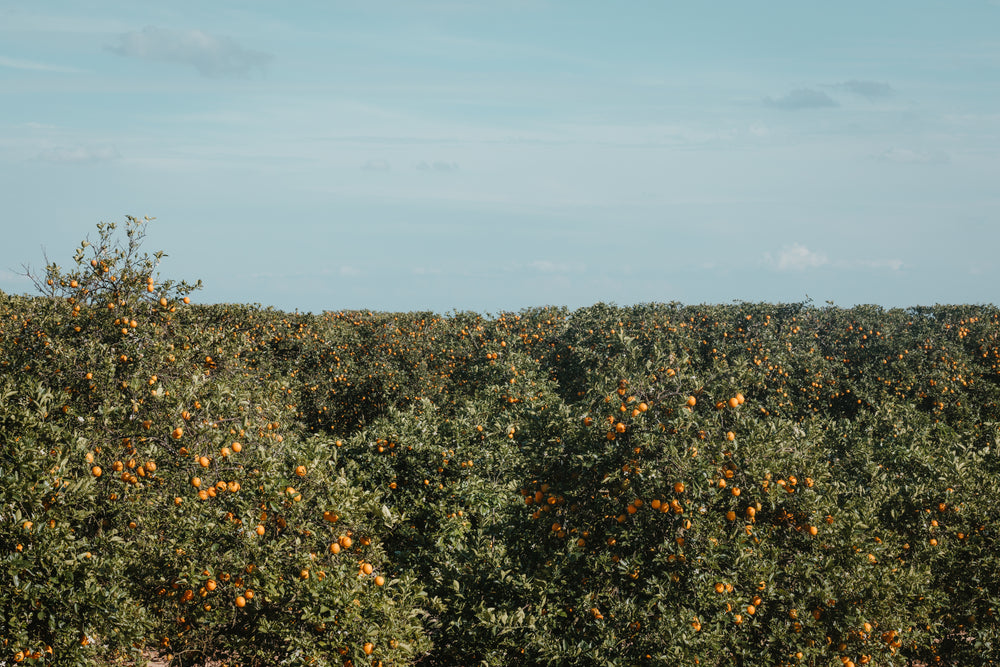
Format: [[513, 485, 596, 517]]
[[1, 1, 998, 314]]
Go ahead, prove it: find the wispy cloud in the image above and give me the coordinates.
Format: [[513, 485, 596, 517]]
[[875, 148, 949, 165], [855, 258, 904, 271], [416, 160, 459, 172], [763, 89, 838, 110], [831, 79, 894, 100], [766, 243, 829, 270], [361, 159, 391, 171], [527, 260, 582, 274], [35, 145, 120, 164], [0, 269, 30, 283], [0, 55, 82, 73], [108, 27, 272, 78], [765, 244, 903, 272]]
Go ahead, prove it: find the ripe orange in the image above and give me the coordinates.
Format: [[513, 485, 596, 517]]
[[686, 396, 696, 407], [235, 595, 247, 608], [171, 427, 183, 439], [91, 466, 102, 478], [295, 465, 306, 477], [231, 442, 242, 453], [375, 575, 385, 586], [363, 643, 374, 655]]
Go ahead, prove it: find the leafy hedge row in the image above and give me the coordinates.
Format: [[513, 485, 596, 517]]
[[2, 218, 999, 665]]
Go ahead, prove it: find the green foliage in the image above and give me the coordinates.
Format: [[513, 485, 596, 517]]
[[3, 218, 1000, 665]]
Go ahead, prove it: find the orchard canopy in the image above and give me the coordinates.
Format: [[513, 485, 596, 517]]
[[2, 218, 999, 666]]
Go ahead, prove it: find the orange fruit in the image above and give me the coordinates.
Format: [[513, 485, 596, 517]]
[[171, 427, 183, 439], [295, 465, 307, 477], [235, 595, 247, 608], [91, 466, 102, 478]]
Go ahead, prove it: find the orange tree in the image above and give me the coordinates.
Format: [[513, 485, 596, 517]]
[[1, 217, 429, 666]]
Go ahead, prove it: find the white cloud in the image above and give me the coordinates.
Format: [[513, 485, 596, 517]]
[[339, 266, 360, 277], [831, 80, 894, 100], [416, 160, 459, 172], [0, 269, 30, 283], [108, 27, 272, 78], [875, 148, 949, 165], [528, 260, 581, 274], [361, 159, 391, 171], [765, 244, 903, 272], [766, 243, 829, 271], [36, 145, 120, 164], [763, 89, 838, 110], [0, 55, 82, 73], [853, 258, 904, 271]]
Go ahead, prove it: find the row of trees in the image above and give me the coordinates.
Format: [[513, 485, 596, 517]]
[[2, 218, 998, 665]]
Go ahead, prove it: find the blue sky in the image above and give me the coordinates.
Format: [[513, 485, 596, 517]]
[[2, 1, 998, 313]]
